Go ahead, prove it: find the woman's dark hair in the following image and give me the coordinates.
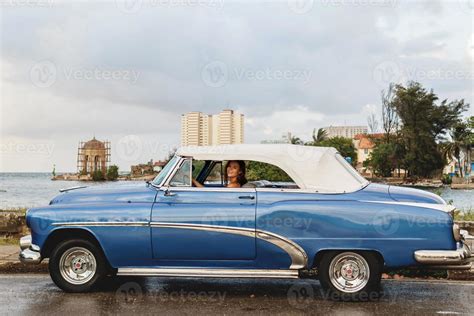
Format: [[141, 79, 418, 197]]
[[224, 160, 247, 186]]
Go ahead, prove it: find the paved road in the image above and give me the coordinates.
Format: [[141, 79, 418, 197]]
[[0, 275, 473, 315]]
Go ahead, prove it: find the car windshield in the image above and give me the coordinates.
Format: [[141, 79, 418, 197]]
[[152, 156, 178, 186]]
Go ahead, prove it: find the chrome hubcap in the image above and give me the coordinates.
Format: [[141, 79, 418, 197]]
[[328, 252, 370, 293], [59, 247, 96, 285]]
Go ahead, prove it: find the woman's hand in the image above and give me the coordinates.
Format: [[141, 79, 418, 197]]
[[192, 178, 204, 187]]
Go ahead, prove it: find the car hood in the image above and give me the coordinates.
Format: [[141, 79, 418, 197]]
[[49, 182, 158, 205]]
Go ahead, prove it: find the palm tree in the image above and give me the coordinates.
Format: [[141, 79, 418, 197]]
[[312, 128, 328, 144], [290, 136, 303, 145], [441, 123, 470, 178]]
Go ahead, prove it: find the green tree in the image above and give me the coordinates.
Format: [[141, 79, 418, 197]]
[[106, 165, 119, 181], [442, 120, 473, 178], [391, 82, 467, 177], [314, 136, 357, 164], [312, 128, 328, 144], [366, 143, 397, 177], [91, 170, 105, 181], [467, 116, 474, 176], [290, 135, 303, 145], [246, 161, 292, 182], [381, 83, 399, 144]]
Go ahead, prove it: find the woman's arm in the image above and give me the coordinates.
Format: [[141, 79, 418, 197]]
[[192, 178, 204, 187]]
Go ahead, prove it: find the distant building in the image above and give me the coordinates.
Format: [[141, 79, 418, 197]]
[[352, 133, 382, 175], [131, 159, 168, 177], [181, 109, 244, 146], [323, 125, 368, 139], [131, 160, 154, 177], [153, 160, 167, 172], [77, 137, 110, 174], [261, 132, 292, 144]]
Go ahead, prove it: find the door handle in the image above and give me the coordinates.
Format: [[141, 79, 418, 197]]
[[238, 195, 255, 200]]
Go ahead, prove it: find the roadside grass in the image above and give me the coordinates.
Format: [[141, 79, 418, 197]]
[[0, 208, 27, 215], [454, 210, 474, 221], [0, 238, 19, 246]]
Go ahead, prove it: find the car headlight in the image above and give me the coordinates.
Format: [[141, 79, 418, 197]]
[[452, 223, 461, 241]]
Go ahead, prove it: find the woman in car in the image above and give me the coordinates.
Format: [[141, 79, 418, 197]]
[[192, 160, 248, 188]]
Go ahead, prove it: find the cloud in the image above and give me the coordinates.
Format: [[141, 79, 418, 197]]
[[1, 0, 472, 171]]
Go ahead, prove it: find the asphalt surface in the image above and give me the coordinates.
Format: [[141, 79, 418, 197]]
[[0, 275, 473, 315]]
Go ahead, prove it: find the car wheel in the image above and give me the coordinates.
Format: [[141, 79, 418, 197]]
[[49, 239, 106, 293], [318, 251, 382, 301]]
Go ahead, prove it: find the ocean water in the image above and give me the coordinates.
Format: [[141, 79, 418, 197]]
[[0, 173, 473, 211], [0, 173, 143, 209]]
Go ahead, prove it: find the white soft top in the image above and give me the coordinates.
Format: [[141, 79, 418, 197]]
[[177, 144, 369, 193]]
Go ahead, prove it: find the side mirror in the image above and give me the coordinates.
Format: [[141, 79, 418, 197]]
[[163, 187, 176, 197]]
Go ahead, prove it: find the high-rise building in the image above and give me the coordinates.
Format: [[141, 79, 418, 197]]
[[322, 125, 368, 139], [181, 109, 244, 146]]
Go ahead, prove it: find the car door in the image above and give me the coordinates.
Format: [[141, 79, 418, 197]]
[[151, 158, 257, 261]]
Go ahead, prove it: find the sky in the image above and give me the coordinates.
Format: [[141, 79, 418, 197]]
[[1, 0, 473, 172]]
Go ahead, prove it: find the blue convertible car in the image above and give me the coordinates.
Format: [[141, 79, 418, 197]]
[[20, 144, 472, 299]]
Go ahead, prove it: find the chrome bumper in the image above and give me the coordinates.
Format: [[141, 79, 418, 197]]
[[414, 231, 473, 270], [19, 235, 42, 264]]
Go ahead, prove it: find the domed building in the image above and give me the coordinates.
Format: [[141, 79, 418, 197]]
[[77, 137, 110, 175]]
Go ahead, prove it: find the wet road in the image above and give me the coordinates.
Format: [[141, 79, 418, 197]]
[[0, 275, 473, 315]]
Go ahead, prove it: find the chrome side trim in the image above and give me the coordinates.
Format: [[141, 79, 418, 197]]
[[160, 187, 256, 193], [117, 268, 298, 278], [59, 186, 87, 193], [151, 222, 255, 238], [255, 230, 308, 269], [52, 222, 149, 227], [361, 200, 456, 213], [50, 222, 308, 269], [151, 222, 308, 269]]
